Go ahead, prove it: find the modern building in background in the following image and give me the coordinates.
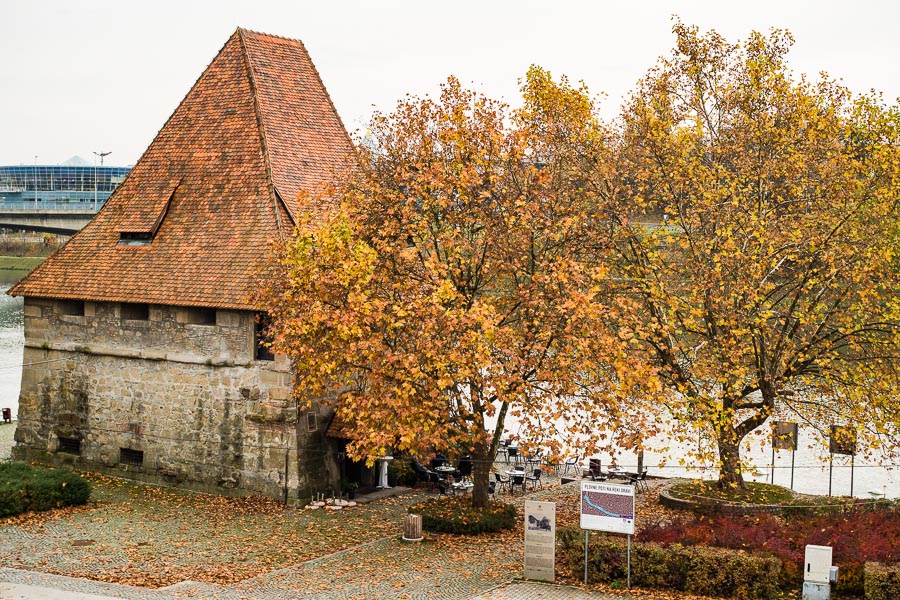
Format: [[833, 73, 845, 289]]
[[0, 157, 131, 208]]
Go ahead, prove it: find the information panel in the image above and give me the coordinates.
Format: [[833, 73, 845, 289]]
[[580, 481, 635, 535], [524, 500, 555, 582]]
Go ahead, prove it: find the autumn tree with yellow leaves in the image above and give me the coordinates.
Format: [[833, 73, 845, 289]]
[[612, 22, 900, 488], [262, 70, 651, 506], [264, 22, 900, 499]]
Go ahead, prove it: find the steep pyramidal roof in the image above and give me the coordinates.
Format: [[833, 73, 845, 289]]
[[11, 28, 353, 310]]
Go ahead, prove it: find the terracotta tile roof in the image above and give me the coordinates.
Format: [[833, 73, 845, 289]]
[[10, 28, 354, 310], [325, 410, 352, 439]]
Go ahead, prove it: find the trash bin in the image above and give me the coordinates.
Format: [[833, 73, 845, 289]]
[[2, 408, 11, 423], [402, 514, 423, 542]]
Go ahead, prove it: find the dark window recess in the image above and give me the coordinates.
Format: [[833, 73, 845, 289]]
[[119, 448, 144, 467], [57, 299, 85, 316], [118, 232, 154, 246], [307, 412, 318, 432], [185, 307, 216, 325], [57, 437, 81, 455], [255, 313, 275, 361], [121, 302, 150, 321]]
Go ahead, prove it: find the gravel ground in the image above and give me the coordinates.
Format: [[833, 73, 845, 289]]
[[0, 429, 681, 599]]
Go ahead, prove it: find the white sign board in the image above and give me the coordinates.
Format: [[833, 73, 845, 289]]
[[580, 481, 635, 535], [524, 500, 555, 582]]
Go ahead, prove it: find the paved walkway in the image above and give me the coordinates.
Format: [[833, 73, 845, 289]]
[[0, 427, 638, 599]]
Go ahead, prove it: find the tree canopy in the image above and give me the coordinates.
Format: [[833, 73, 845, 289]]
[[612, 22, 900, 487], [261, 70, 651, 505], [262, 21, 900, 496]]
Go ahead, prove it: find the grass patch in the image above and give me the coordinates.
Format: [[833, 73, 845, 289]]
[[409, 495, 516, 534], [0, 256, 45, 271], [670, 480, 796, 505]]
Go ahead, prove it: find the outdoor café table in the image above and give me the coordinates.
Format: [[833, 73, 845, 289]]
[[505, 469, 527, 494], [435, 465, 455, 479], [451, 481, 474, 495], [608, 468, 630, 482]]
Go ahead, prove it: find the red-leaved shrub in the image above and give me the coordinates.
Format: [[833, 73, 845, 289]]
[[638, 507, 900, 595]]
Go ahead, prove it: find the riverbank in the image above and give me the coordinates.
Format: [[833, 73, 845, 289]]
[[0, 256, 44, 272]]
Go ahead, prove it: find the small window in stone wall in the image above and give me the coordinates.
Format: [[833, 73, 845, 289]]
[[56, 299, 85, 316], [121, 302, 150, 321], [57, 437, 81, 455], [307, 412, 318, 432], [255, 312, 275, 361], [119, 448, 144, 467], [185, 307, 217, 325]]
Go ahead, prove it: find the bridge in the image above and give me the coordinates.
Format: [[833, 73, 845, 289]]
[[0, 201, 101, 234]]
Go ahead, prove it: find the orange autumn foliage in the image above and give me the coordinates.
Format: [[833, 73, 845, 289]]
[[261, 69, 654, 506]]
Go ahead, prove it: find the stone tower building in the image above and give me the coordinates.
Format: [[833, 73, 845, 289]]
[[9, 28, 354, 500]]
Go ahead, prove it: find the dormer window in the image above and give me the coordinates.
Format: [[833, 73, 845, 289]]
[[118, 232, 154, 246]]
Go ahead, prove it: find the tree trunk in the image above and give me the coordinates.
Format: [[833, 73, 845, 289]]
[[470, 441, 492, 508], [716, 426, 746, 489]]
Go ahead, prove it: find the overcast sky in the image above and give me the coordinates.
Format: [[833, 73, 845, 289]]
[[2, 1, 898, 166]]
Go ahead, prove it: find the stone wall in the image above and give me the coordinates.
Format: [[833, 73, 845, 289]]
[[13, 298, 340, 500]]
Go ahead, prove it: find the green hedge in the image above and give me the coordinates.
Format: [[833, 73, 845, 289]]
[[558, 528, 783, 600], [409, 496, 516, 535], [0, 462, 90, 517], [864, 562, 900, 600]]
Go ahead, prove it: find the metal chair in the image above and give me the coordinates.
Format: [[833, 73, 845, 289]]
[[509, 471, 527, 494], [542, 455, 561, 474], [625, 470, 649, 492], [506, 446, 520, 465], [526, 468, 543, 490], [588, 458, 607, 481], [562, 454, 580, 475], [493, 471, 510, 494]]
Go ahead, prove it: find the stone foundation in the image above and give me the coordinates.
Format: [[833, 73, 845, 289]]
[[13, 298, 340, 500]]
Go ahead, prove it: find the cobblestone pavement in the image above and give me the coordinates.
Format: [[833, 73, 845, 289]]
[[0, 428, 636, 599]]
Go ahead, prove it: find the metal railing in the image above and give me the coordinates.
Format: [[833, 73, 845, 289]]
[[0, 200, 103, 212]]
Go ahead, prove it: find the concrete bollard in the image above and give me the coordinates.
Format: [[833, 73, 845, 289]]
[[402, 513, 423, 542]]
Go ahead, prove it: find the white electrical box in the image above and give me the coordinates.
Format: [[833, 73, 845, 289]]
[[804, 545, 833, 584]]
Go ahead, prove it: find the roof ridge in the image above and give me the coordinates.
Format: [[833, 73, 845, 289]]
[[237, 28, 287, 238], [236, 27, 304, 44]]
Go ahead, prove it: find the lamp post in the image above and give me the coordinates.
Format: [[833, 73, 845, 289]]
[[92, 151, 110, 209]]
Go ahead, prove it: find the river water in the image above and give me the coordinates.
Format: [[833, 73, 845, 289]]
[[0, 269, 896, 497], [0, 273, 23, 420]]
